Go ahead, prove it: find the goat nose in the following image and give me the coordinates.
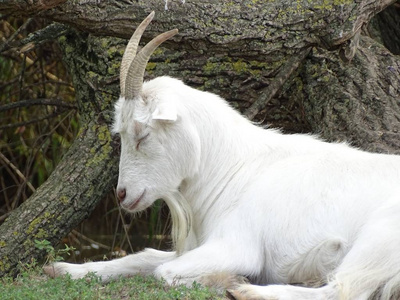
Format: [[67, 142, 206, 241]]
[[117, 188, 126, 202]]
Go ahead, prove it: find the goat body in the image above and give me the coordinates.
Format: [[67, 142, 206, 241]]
[[45, 13, 400, 300]]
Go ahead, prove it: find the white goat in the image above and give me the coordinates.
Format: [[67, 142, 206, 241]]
[[45, 12, 400, 300]]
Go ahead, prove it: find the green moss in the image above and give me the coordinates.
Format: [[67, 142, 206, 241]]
[[204, 57, 286, 80], [23, 239, 34, 251], [97, 124, 110, 141], [35, 228, 48, 239], [295, 76, 304, 92], [348, 15, 357, 21], [152, 48, 164, 56], [203, 61, 218, 74], [146, 62, 157, 71], [101, 39, 109, 49], [85, 125, 112, 168], [64, 45, 74, 55], [86, 71, 97, 79], [59, 195, 70, 205], [232, 60, 248, 73], [100, 91, 114, 111], [107, 46, 117, 56], [0, 257, 10, 272], [314, 0, 352, 10], [273, 0, 353, 22], [0, 240, 6, 247], [333, 0, 352, 5], [25, 213, 54, 241], [108, 62, 121, 76], [321, 75, 331, 82], [27, 217, 44, 235]]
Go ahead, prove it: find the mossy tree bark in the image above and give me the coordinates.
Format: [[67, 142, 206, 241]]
[[0, 0, 399, 276]]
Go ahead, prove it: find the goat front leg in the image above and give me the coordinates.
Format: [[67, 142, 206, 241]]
[[154, 240, 254, 291], [44, 248, 176, 282]]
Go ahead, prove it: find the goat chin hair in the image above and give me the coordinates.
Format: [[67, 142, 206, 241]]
[[163, 190, 195, 255]]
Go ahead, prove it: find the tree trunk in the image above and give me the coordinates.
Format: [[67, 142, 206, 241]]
[[0, 0, 399, 277]]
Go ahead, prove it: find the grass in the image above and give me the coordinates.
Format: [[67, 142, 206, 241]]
[[0, 242, 225, 300], [0, 268, 226, 300]]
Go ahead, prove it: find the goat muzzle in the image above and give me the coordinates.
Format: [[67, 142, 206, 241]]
[[117, 188, 126, 202]]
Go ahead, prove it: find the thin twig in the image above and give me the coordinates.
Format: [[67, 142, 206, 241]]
[[0, 212, 11, 222], [0, 76, 18, 91], [18, 49, 72, 89], [0, 110, 69, 130], [0, 152, 35, 193], [71, 230, 111, 251], [0, 147, 20, 190], [19, 23, 69, 53], [39, 50, 47, 99], [0, 18, 33, 53], [24, 109, 76, 196], [114, 189, 135, 253], [244, 47, 312, 120], [111, 201, 121, 256], [18, 53, 27, 101], [0, 98, 77, 112], [1, 175, 12, 211]]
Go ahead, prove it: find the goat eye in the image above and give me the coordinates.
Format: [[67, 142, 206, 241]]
[[136, 133, 149, 150]]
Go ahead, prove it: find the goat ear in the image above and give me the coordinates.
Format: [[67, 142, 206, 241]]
[[152, 103, 177, 122]]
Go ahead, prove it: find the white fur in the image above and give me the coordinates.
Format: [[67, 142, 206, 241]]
[[49, 76, 400, 299]]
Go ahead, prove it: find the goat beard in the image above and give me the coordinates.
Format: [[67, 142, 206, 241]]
[[163, 191, 196, 255]]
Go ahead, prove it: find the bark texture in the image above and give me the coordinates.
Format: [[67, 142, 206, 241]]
[[0, 0, 399, 276], [1, 0, 396, 69], [303, 36, 400, 153]]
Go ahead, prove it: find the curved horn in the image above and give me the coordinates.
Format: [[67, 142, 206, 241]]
[[125, 28, 178, 100], [120, 11, 155, 98]]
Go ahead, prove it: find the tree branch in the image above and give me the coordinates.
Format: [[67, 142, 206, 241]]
[[245, 47, 312, 120], [6, 23, 69, 54], [0, 0, 396, 52], [0, 0, 67, 15]]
